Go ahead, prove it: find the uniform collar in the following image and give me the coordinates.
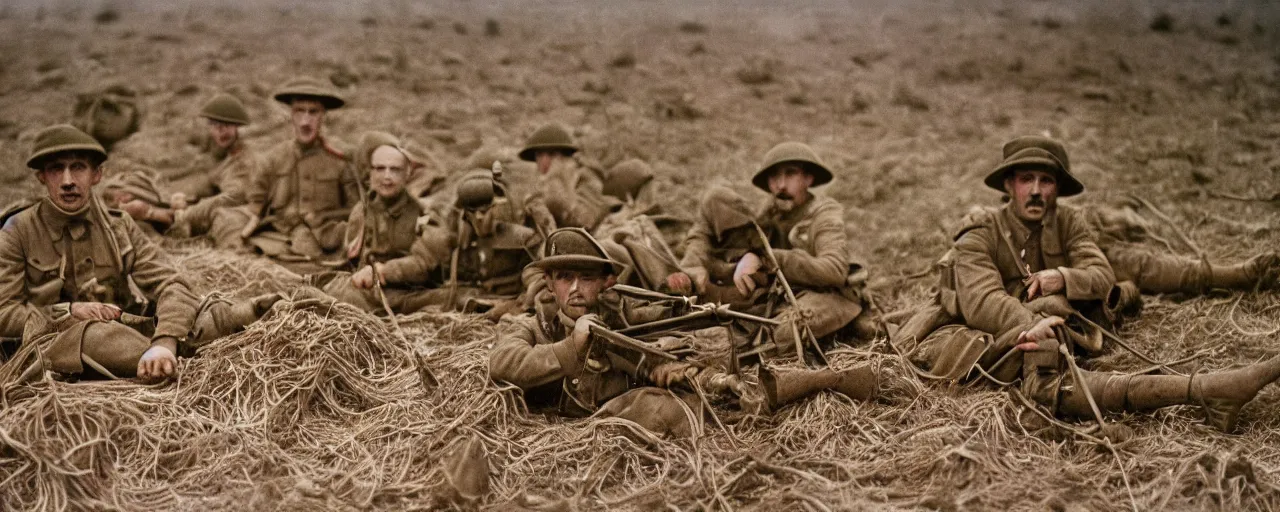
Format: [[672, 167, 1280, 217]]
[[371, 191, 412, 218], [40, 197, 96, 242], [1000, 203, 1062, 253]]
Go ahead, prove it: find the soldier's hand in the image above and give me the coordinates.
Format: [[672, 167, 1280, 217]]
[[119, 199, 151, 221], [665, 272, 693, 295], [239, 214, 260, 239], [71, 302, 122, 322], [1025, 269, 1065, 300], [733, 253, 763, 296], [570, 313, 601, 352], [649, 361, 697, 388], [351, 264, 386, 289], [169, 192, 188, 211], [136, 343, 177, 381], [1016, 315, 1065, 351], [686, 267, 709, 294]]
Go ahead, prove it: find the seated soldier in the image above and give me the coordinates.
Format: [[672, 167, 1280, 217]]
[[225, 78, 356, 261], [0, 125, 282, 381], [489, 228, 877, 437], [323, 164, 538, 319], [668, 143, 882, 360], [898, 135, 1280, 433], [129, 93, 258, 246]]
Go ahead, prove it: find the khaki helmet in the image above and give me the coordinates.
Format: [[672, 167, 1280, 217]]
[[750, 141, 833, 191], [700, 185, 755, 238], [984, 135, 1083, 197], [272, 77, 346, 110], [199, 93, 251, 125], [102, 168, 164, 206], [531, 227, 622, 274], [358, 131, 427, 167], [602, 159, 655, 200], [26, 124, 108, 170], [518, 123, 578, 161]]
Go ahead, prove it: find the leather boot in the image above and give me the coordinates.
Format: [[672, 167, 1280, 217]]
[[1107, 281, 1142, 318], [191, 292, 283, 344], [758, 364, 877, 412], [1208, 252, 1280, 291], [1058, 353, 1280, 432]]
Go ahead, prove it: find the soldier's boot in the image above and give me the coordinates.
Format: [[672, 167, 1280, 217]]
[[1107, 281, 1143, 318], [1057, 353, 1280, 432], [758, 364, 877, 412], [1207, 252, 1280, 291], [191, 292, 286, 345]]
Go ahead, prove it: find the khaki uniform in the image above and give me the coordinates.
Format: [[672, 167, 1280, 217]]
[[900, 203, 1115, 383], [324, 197, 538, 314], [176, 141, 259, 246], [1085, 206, 1270, 294], [524, 159, 616, 232], [232, 137, 357, 257], [489, 290, 699, 437], [684, 193, 870, 355], [0, 198, 200, 377]]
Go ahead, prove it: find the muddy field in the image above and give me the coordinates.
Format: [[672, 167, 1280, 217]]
[[3, 0, 1280, 510]]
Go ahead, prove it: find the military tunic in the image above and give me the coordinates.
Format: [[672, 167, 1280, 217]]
[[0, 197, 200, 376], [489, 290, 698, 436], [324, 198, 537, 314], [240, 137, 357, 257], [901, 203, 1115, 382], [523, 159, 617, 232], [682, 193, 868, 355], [177, 141, 258, 242]]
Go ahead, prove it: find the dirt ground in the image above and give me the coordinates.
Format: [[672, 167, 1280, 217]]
[[3, 0, 1280, 510]]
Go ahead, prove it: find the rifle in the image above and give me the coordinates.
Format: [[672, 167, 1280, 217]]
[[583, 321, 747, 447], [752, 222, 827, 366]]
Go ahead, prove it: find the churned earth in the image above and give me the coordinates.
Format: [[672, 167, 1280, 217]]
[[2, 0, 1280, 510]]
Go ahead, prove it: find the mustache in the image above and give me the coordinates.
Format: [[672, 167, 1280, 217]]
[[1025, 196, 1046, 208], [774, 192, 794, 201]]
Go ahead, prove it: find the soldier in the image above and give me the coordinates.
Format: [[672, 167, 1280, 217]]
[[669, 143, 881, 359], [489, 228, 877, 437], [229, 78, 357, 260], [322, 157, 538, 318], [517, 123, 682, 292], [113, 93, 259, 247], [898, 135, 1280, 433], [0, 125, 280, 381], [1088, 205, 1280, 308]]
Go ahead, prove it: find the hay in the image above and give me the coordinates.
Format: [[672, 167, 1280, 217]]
[[5, 298, 1280, 510]]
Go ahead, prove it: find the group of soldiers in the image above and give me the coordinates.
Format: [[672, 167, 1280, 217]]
[[3, 77, 1280, 438]]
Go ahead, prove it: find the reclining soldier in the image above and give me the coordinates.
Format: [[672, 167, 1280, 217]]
[[668, 143, 881, 359], [0, 125, 282, 381], [224, 78, 357, 261], [489, 228, 877, 438], [112, 93, 260, 247], [898, 135, 1280, 433], [1088, 203, 1280, 310]]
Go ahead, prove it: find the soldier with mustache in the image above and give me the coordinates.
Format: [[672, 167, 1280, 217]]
[[668, 142, 882, 359], [897, 135, 1280, 433]]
